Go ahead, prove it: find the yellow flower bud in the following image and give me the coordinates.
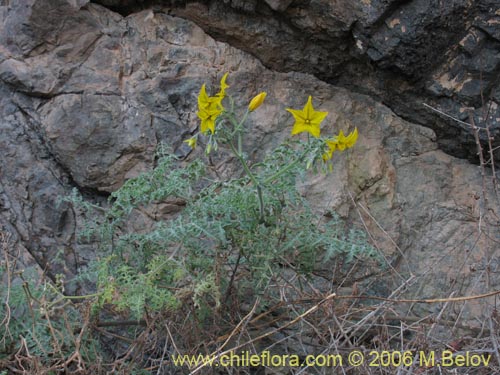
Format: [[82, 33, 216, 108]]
[[183, 137, 197, 149], [248, 92, 267, 111]]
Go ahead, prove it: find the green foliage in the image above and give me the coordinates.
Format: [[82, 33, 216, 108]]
[[95, 255, 182, 317], [1, 77, 378, 373], [109, 150, 205, 221], [65, 82, 378, 325], [72, 137, 377, 322], [0, 263, 100, 367]]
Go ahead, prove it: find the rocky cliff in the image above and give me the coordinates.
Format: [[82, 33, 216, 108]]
[[1, 0, 499, 360], [93, 0, 500, 163]]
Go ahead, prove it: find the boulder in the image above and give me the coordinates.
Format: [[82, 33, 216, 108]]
[[0, 0, 497, 334]]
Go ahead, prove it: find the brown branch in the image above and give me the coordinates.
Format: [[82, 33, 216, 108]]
[[336, 288, 500, 304], [189, 292, 337, 374]]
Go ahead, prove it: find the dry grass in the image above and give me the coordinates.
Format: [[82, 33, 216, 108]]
[[2, 106, 500, 374]]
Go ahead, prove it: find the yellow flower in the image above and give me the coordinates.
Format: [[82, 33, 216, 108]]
[[323, 128, 358, 160], [196, 74, 229, 134], [322, 139, 338, 161], [248, 92, 267, 111], [336, 128, 358, 151], [197, 106, 221, 134], [287, 96, 328, 138], [198, 84, 223, 111], [183, 137, 197, 149]]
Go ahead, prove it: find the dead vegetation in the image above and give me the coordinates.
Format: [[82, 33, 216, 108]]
[[1, 106, 500, 375]]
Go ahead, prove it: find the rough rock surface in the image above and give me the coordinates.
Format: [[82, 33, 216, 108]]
[[90, 0, 500, 163], [0, 0, 498, 331]]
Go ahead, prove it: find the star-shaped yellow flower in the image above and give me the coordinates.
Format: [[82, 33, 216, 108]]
[[197, 106, 221, 134], [196, 73, 229, 134], [322, 128, 358, 160], [287, 96, 328, 138], [197, 84, 223, 111]]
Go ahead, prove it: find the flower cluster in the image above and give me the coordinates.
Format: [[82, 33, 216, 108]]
[[286, 95, 358, 160], [323, 128, 358, 160], [185, 73, 358, 165]]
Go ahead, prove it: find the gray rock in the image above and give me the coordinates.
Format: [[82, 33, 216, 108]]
[[39, 93, 157, 191], [0, 0, 498, 340], [264, 0, 293, 12], [153, 0, 500, 163]]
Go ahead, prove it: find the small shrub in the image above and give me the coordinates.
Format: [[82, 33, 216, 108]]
[[1, 73, 376, 373], [75, 74, 374, 328]]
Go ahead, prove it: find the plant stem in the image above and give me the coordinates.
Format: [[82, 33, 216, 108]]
[[225, 249, 242, 303], [46, 292, 103, 310], [256, 185, 265, 223], [263, 149, 308, 185], [237, 110, 249, 154], [228, 142, 265, 222]]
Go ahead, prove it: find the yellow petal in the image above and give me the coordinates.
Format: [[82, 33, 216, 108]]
[[304, 96, 314, 119], [326, 139, 338, 153], [335, 130, 346, 151], [322, 139, 338, 160], [291, 121, 321, 138], [337, 130, 346, 141], [198, 84, 210, 109], [216, 72, 229, 98], [286, 108, 306, 122], [183, 137, 197, 149], [248, 92, 267, 111], [198, 107, 221, 134], [200, 117, 216, 134], [220, 73, 229, 90], [345, 128, 358, 148], [197, 107, 220, 120]]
